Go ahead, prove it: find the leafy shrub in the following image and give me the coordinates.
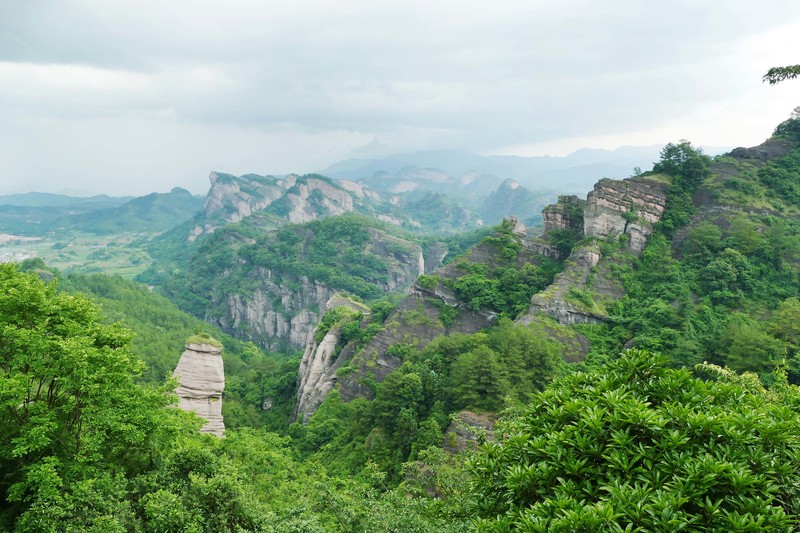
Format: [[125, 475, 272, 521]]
[[470, 349, 800, 531]]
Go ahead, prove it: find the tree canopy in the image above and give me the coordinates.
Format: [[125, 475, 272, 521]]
[[0, 264, 194, 530], [469, 349, 800, 531], [763, 65, 800, 85]]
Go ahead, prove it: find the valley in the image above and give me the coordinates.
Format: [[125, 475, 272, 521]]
[[3, 113, 800, 531]]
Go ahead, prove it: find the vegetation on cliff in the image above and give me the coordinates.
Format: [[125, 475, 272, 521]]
[[6, 112, 800, 530]]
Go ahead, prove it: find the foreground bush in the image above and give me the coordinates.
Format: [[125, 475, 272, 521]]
[[470, 349, 800, 531]]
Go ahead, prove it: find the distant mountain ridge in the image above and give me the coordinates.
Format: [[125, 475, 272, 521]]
[[320, 145, 730, 197], [0, 192, 133, 208], [0, 188, 202, 236]]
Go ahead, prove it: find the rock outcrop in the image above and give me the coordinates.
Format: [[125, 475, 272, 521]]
[[583, 176, 669, 254], [518, 242, 609, 326], [293, 296, 370, 422], [214, 271, 339, 351], [542, 195, 586, 234], [210, 228, 437, 351], [443, 411, 496, 453], [173, 341, 225, 437], [518, 176, 666, 327], [189, 172, 387, 241], [330, 220, 547, 409], [190, 172, 284, 240]]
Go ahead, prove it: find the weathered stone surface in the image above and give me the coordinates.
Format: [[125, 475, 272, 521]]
[[504, 215, 527, 239], [188, 172, 389, 241], [424, 242, 449, 273], [190, 172, 284, 240], [519, 243, 606, 326], [173, 342, 225, 437], [334, 231, 547, 408], [293, 296, 369, 422], [443, 411, 496, 453], [210, 225, 440, 351], [543, 195, 586, 234], [728, 138, 794, 161], [214, 272, 338, 351], [583, 177, 668, 254]]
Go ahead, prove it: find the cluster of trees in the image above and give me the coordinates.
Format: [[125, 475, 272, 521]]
[[6, 96, 800, 529], [444, 220, 562, 318], [291, 319, 564, 482], [20, 259, 299, 431], [6, 263, 800, 531], [0, 264, 471, 531]]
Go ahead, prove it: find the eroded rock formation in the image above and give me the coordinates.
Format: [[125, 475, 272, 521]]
[[211, 229, 437, 351], [584, 176, 668, 254], [293, 296, 370, 422], [173, 341, 225, 437], [542, 195, 586, 234]]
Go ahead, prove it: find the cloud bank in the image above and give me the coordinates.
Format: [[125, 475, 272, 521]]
[[1, 0, 798, 195]]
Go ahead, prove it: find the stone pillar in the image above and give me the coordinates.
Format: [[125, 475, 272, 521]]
[[173, 342, 225, 437]]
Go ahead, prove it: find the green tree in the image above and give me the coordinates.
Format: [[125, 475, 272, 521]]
[[0, 264, 193, 531], [652, 140, 711, 190], [469, 349, 800, 531], [763, 65, 800, 85]]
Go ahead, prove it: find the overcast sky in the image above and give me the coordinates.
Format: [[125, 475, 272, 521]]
[[1, 0, 799, 196]]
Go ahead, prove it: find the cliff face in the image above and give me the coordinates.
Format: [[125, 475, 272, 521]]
[[214, 271, 338, 351], [190, 172, 285, 240], [293, 296, 370, 422], [583, 176, 669, 254], [317, 219, 547, 411], [294, 177, 671, 419], [336, 278, 498, 404], [173, 342, 225, 437], [189, 172, 385, 241], [542, 195, 586, 234], [208, 228, 437, 351], [518, 176, 668, 327]]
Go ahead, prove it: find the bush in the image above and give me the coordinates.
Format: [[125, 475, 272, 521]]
[[470, 349, 800, 531]]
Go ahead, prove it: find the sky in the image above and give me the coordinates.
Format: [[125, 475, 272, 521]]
[[0, 0, 799, 196]]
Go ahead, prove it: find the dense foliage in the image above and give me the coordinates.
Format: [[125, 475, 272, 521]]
[[650, 140, 712, 235], [292, 319, 564, 482], [20, 259, 299, 432], [0, 265, 470, 532], [470, 349, 800, 531], [444, 220, 562, 318]]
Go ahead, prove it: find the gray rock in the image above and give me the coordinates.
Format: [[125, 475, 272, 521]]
[[173, 342, 225, 437]]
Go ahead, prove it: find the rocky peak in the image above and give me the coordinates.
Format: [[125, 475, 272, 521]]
[[188, 172, 387, 241], [503, 215, 527, 239], [542, 195, 586, 234], [173, 340, 225, 437], [583, 176, 668, 254], [190, 172, 284, 240]]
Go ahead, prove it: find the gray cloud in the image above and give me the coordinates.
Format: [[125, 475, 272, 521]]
[[1, 0, 798, 195]]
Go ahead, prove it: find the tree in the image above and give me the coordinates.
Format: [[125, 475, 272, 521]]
[[763, 65, 800, 85], [652, 140, 711, 190], [469, 349, 800, 531], [0, 264, 192, 530]]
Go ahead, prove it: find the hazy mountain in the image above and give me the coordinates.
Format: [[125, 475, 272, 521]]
[[63, 188, 204, 234], [480, 179, 554, 226], [320, 145, 729, 197], [0, 188, 202, 236], [0, 192, 132, 208]]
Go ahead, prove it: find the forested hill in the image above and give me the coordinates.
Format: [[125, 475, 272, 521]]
[[280, 112, 800, 495], [4, 112, 800, 531], [0, 188, 201, 236]]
